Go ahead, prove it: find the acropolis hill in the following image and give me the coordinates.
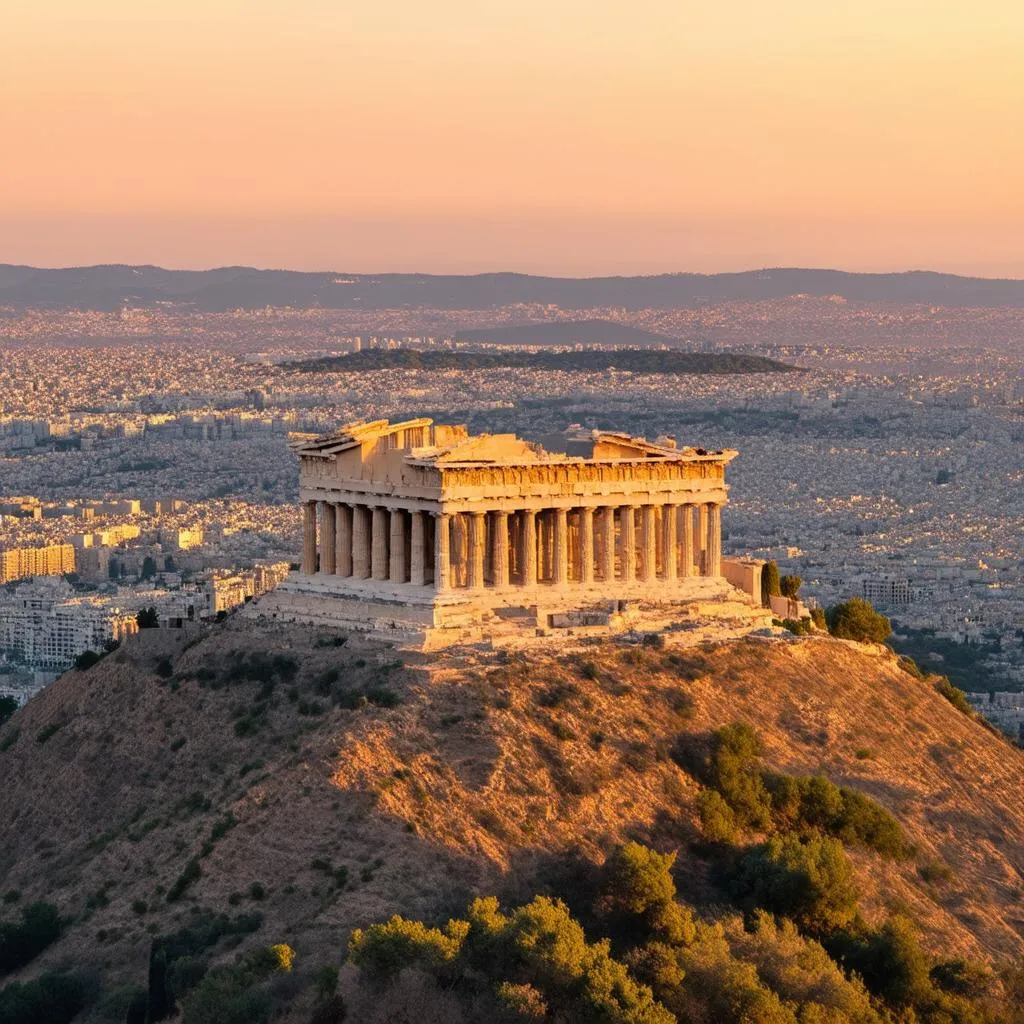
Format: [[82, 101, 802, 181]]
[[251, 418, 771, 645]]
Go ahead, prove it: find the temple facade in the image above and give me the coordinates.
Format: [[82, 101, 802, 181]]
[[259, 418, 759, 640]]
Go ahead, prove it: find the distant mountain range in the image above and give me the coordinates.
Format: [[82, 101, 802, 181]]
[[2, 264, 1024, 310]]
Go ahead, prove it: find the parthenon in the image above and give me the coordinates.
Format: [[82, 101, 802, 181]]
[[259, 418, 763, 641]]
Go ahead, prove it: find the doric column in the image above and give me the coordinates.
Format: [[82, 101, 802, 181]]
[[410, 511, 427, 585], [491, 511, 509, 587], [521, 510, 537, 586], [352, 505, 370, 578], [371, 507, 388, 580], [389, 509, 407, 582], [320, 501, 336, 574], [599, 506, 616, 580], [707, 503, 722, 577], [434, 512, 451, 591], [679, 505, 694, 577], [640, 505, 657, 582], [662, 504, 677, 582], [335, 504, 352, 577], [302, 500, 317, 574], [578, 507, 594, 584], [553, 508, 568, 586], [452, 513, 467, 588], [697, 504, 710, 575], [468, 511, 485, 589], [621, 506, 636, 582]]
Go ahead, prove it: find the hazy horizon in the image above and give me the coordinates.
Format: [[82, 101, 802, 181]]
[[3, 0, 1023, 275]]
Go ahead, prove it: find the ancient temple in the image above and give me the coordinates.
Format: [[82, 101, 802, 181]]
[[256, 418, 762, 641]]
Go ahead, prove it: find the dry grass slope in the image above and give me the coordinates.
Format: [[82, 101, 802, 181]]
[[0, 618, 1022, 1009]]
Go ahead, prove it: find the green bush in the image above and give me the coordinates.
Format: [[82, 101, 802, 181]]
[[0, 971, 86, 1023], [180, 965, 271, 1024], [0, 902, 62, 974], [74, 649, 102, 671], [936, 678, 973, 715], [35, 723, 63, 744], [779, 575, 802, 598], [0, 697, 16, 727], [705, 723, 773, 830], [702, 723, 906, 858], [166, 858, 201, 902], [348, 915, 469, 977], [767, 774, 907, 859], [697, 790, 738, 843], [825, 598, 892, 643], [596, 843, 696, 947], [896, 655, 926, 679], [728, 834, 860, 933]]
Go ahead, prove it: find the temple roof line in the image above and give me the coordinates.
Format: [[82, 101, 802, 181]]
[[291, 417, 737, 467]]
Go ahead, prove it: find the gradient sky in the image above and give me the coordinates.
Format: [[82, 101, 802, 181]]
[[2, 1, 1023, 275]]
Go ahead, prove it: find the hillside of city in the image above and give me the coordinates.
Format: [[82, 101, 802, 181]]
[[3, 272, 1023, 737], [1, 617, 1024, 1022]]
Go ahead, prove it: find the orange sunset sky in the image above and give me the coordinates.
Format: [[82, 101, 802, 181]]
[[2, 0, 1022, 275]]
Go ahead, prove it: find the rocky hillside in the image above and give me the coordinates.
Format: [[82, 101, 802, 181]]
[[1, 620, 1022, 1020]]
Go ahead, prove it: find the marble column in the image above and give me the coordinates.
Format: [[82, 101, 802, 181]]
[[302, 500, 317, 574], [521, 510, 538, 586], [578, 507, 594, 584], [491, 511, 509, 587], [640, 505, 657, 581], [410, 511, 427, 585], [468, 511, 485, 589], [434, 512, 451, 592], [453, 514, 468, 588], [351, 505, 370, 578], [320, 501, 336, 574], [697, 503, 710, 575], [371, 507, 388, 580], [599, 506, 616, 580], [663, 503, 677, 582], [553, 508, 568, 586], [679, 504, 694, 577], [707, 503, 722, 577], [389, 509, 407, 582], [335, 504, 352, 577], [621, 506, 636, 582]]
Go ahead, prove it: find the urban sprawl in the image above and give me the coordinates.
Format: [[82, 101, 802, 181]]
[[2, 298, 1022, 736]]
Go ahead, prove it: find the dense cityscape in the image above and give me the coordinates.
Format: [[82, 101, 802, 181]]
[[2, 298, 1023, 732]]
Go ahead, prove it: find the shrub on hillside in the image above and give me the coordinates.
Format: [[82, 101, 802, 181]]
[[728, 834, 860, 933], [699, 722, 906, 857], [825, 598, 892, 643], [936, 678, 973, 715], [767, 773, 907, 859], [0, 971, 86, 1024], [0, 901, 62, 974], [779, 575, 802, 598], [697, 790, 739, 844], [705, 723, 773, 830], [595, 843, 696, 947], [0, 697, 17, 727], [74, 649, 102, 671], [180, 965, 271, 1024]]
